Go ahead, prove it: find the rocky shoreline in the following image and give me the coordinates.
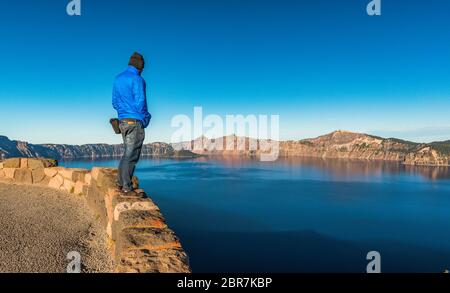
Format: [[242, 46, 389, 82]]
[[1, 131, 449, 166], [278, 131, 450, 167], [179, 131, 450, 167]]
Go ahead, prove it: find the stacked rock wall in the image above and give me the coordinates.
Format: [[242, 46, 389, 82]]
[[0, 158, 191, 273]]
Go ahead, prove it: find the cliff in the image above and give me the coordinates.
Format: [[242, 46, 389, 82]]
[[178, 131, 450, 166], [282, 131, 450, 166], [0, 136, 197, 160], [1, 131, 449, 166], [279, 131, 438, 160]]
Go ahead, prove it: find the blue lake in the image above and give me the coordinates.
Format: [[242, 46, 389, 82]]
[[62, 157, 450, 273]]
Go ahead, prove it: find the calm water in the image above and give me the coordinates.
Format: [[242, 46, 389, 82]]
[[62, 157, 450, 273]]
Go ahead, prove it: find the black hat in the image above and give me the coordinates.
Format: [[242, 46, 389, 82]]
[[129, 52, 145, 71]]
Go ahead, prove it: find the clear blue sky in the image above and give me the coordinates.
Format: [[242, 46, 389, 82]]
[[0, 0, 449, 144]]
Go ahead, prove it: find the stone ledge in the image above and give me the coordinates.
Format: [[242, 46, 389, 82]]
[[117, 227, 182, 253], [0, 158, 191, 273], [116, 248, 190, 273]]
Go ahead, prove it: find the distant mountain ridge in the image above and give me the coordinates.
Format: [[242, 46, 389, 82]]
[[280, 130, 450, 166], [0, 136, 195, 160], [1, 131, 449, 166], [176, 130, 450, 166]]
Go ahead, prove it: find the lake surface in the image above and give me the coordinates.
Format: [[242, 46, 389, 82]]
[[62, 157, 450, 273]]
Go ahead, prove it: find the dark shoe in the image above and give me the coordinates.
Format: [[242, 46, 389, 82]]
[[120, 189, 145, 199], [115, 181, 123, 191]]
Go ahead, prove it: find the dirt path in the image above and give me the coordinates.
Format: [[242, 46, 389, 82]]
[[0, 183, 114, 273]]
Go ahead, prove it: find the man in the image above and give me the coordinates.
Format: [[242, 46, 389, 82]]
[[112, 52, 151, 197]]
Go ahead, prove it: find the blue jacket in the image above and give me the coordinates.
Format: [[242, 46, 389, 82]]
[[112, 66, 151, 128]]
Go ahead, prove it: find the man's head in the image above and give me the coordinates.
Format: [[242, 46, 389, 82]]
[[129, 52, 145, 73]]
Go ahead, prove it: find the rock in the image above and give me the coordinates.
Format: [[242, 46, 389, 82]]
[[116, 248, 191, 273], [3, 158, 20, 168], [112, 209, 167, 242], [20, 158, 28, 168], [404, 147, 450, 166], [82, 183, 90, 196], [31, 168, 46, 183], [38, 176, 51, 187], [133, 189, 146, 195], [4, 168, 16, 179], [95, 168, 118, 192], [0, 170, 5, 178], [104, 203, 114, 238], [107, 187, 120, 197], [57, 168, 73, 180], [91, 167, 101, 180], [85, 182, 109, 229], [48, 174, 64, 189], [27, 158, 58, 170], [62, 180, 75, 193], [85, 173, 92, 185], [59, 168, 89, 182], [123, 210, 166, 229], [14, 169, 33, 184], [44, 168, 59, 178], [113, 200, 159, 222], [74, 181, 86, 195], [132, 176, 139, 189], [74, 170, 89, 182], [118, 227, 181, 253]]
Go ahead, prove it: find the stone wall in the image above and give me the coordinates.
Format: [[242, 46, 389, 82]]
[[0, 158, 191, 273]]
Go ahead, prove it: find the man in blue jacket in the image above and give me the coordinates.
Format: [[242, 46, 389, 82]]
[[112, 52, 151, 197]]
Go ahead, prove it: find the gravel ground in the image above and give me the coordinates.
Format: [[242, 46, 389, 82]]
[[0, 183, 114, 273]]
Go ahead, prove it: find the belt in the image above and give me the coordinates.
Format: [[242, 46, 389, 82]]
[[121, 118, 140, 125]]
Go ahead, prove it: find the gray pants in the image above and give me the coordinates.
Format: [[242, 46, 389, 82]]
[[118, 121, 145, 192]]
